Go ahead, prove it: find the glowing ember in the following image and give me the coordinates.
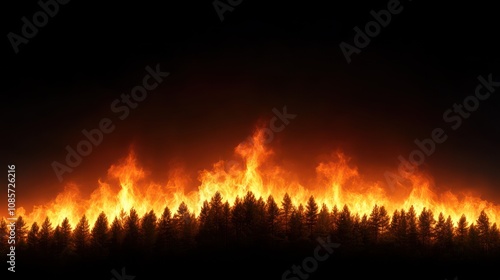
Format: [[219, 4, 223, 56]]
[[15, 127, 500, 228]]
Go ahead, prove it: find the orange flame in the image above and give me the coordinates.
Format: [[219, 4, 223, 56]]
[[17, 127, 500, 228]]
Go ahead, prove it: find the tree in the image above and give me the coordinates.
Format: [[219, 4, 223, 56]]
[[397, 209, 408, 246], [123, 208, 141, 252], [280, 193, 293, 238], [54, 218, 72, 254], [266, 195, 281, 237], [455, 214, 468, 248], [305, 196, 319, 238], [27, 222, 40, 250], [467, 223, 480, 252], [156, 206, 175, 253], [418, 208, 435, 247], [231, 196, 245, 242], [336, 204, 353, 244], [91, 212, 109, 254], [389, 210, 401, 243], [368, 205, 390, 243], [435, 213, 453, 250], [173, 202, 197, 249], [109, 216, 124, 254], [15, 216, 28, 248], [73, 215, 91, 255], [315, 204, 331, 239], [141, 210, 157, 252], [39, 217, 54, 252], [406, 206, 419, 247], [476, 210, 491, 251], [289, 205, 305, 241]]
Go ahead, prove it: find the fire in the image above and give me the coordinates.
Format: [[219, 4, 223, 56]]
[[17, 127, 500, 228]]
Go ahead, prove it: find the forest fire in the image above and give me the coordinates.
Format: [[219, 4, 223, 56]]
[[15, 127, 500, 229]]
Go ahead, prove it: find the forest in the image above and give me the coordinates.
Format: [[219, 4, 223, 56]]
[[2, 191, 499, 279]]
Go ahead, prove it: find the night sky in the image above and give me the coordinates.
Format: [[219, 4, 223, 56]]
[[3, 0, 500, 214]]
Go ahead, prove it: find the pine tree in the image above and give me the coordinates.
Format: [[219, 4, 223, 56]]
[[91, 212, 109, 254], [15, 216, 28, 248], [156, 206, 175, 253], [109, 216, 124, 254], [289, 205, 305, 242], [27, 222, 40, 250], [53, 218, 72, 254], [467, 223, 480, 253], [209, 191, 225, 235], [39, 217, 54, 252], [315, 204, 331, 239], [141, 210, 157, 253], [476, 210, 491, 251], [418, 208, 435, 247], [173, 202, 197, 249], [397, 209, 408, 246], [455, 214, 468, 249], [266, 195, 280, 237], [280, 193, 293, 238], [73, 215, 91, 256], [489, 223, 499, 252], [123, 208, 141, 252], [406, 206, 419, 247], [231, 196, 245, 242], [368, 205, 390, 243], [336, 204, 353, 244], [305, 196, 319, 239], [389, 210, 400, 243]]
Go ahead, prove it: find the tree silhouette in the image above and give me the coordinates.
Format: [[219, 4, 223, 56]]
[[489, 223, 499, 251], [53, 218, 72, 255], [368, 205, 390, 243], [231, 196, 245, 242], [476, 210, 491, 251], [91, 212, 109, 255], [15, 216, 28, 249], [173, 202, 197, 249], [109, 216, 124, 254], [289, 204, 305, 241], [27, 222, 40, 251], [156, 206, 175, 253], [280, 193, 293, 238], [336, 204, 353, 244], [73, 215, 91, 256], [455, 214, 468, 252], [305, 196, 319, 239], [434, 213, 453, 250], [266, 195, 280, 237], [418, 208, 435, 247], [315, 203, 331, 239], [123, 208, 141, 252], [406, 206, 419, 247], [467, 223, 480, 253], [39, 217, 54, 253], [141, 210, 157, 253]]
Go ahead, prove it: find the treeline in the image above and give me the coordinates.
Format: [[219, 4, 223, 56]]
[[1, 191, 499, 261]]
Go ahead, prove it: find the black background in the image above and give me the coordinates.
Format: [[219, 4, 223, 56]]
[[2, 1, 500, 278]]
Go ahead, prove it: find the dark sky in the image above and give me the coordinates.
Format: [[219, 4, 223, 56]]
[[3, 0, 500, 212]]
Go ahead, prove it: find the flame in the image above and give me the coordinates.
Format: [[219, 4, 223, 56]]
[[17, 127, 500, 228]]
